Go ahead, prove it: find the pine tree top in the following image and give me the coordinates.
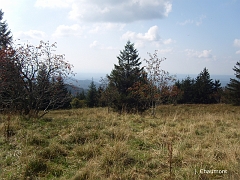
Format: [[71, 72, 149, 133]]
[[116, 41, 141, 68], [0, 9, 12, 49]]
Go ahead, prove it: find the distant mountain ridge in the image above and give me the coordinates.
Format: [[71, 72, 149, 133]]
[[65, 74, 235, 95], [65, 78, 101, 95]]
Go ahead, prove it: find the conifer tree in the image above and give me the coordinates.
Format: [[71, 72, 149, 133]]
[[0, 9, 12, 49], [226, 61, 240, 105], [108, 41, 145, 113], [76, 90, 86, 100], [86, 79, 98, 108], [176, 68, 221, 104], [194, 68, 214, 103], [0, 48, 23, 112], [35, 64, 51, 111], [51, 75, 71, 110], [175, 77, 195, 103]]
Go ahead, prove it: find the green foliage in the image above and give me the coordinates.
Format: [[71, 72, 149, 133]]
[[226, 61, 240, 105], [0, 41, 73, 118], [107, 41, 147, 113], [175, 77, 195, 103], [0, 9, 12, 49], [143, 50, 176, 115], [194, 68, 217, 103], [176, 68, 222, 104], [0, 48, 24, 113], [98, 77, 120, 112], [51, 75, 71, 109], [86, 80, 98, 108], [71, 98, 86, 108], [75, 90, 86, 100]]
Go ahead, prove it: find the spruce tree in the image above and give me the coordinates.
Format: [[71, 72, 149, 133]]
[[175, 76, 195, 103], [86, 80, 98, 108], [194, 68, 214, 103], [0, 9, 12, 49], [76, 90, 86, 100], [176, 68, 221, 104], [52, 75, 71, 109], [226, 61, 240, 105], [0, 49, 24, 112], [108, 41, 144, 113], [35, 65, 52, 110]]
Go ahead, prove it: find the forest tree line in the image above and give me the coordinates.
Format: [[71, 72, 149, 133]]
[[0, 9, 240, 118], [72, 41, 240, 115]]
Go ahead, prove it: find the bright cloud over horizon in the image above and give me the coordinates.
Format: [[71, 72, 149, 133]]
[[0, 0, 239, 79]]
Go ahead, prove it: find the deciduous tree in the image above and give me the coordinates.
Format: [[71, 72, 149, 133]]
[[0, 41, 73, 118], [144, 50, 176, 115]]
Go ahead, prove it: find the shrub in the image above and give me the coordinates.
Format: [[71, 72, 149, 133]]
[[71, 98, 86, 108]]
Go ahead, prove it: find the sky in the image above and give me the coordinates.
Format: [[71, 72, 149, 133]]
[[0, 0, 240, 80]]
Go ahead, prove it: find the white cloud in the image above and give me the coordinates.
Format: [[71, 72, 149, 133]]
[[233, 39, 240, 54], [89, 40, 117, 50], [198, 50, 212, 58], [15, 30, 46, 40], [163, 38, 175, 45], [178, 15, 206, 26], [234, 39, 240, 47], [35, 0, 73, 8], [36, 0, 172, 22], [121, 26, 175, 48], [196, 15, 206, 26], [89, 23, 126, 34], [52, 24, 85, 38], [185, 49, 213, 59], [122, 25, 160, 42], [69, 0, 172, 22], [178, 19, 194, 26], [158, 48, 173, 54], [89, 40, 100, 48]]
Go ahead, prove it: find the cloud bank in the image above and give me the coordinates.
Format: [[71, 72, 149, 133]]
[[122, 26, 160, 42], [15, 30, 46, 40], [35, 0, 172, 23], [185, 49, 213, 59], [35, 0, 73, 8], [52, 24, 85, 38]]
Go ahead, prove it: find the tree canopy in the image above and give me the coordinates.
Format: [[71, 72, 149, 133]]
[[0, 9, 12, 49], [0, 41, 73, 118], [107, 41, 147, 113], [226, 61, 240, 105], [175, 68, 222, 104]]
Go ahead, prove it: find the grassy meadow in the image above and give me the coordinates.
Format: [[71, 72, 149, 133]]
[[0, 104, 240, 180]]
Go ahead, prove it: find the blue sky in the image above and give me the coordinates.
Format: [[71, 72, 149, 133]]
[[1, 0, 240, 79]]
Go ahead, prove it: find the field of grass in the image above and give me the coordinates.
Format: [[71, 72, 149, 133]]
[[0, 104, 240, 180]]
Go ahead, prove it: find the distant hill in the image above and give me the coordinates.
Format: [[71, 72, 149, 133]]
[[65, 78, 101, 95], [65, 74, 234, 96], [65, 84, 84, 96]]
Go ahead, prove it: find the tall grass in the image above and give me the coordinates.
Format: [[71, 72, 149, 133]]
[[0, 104, 239, 179]]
